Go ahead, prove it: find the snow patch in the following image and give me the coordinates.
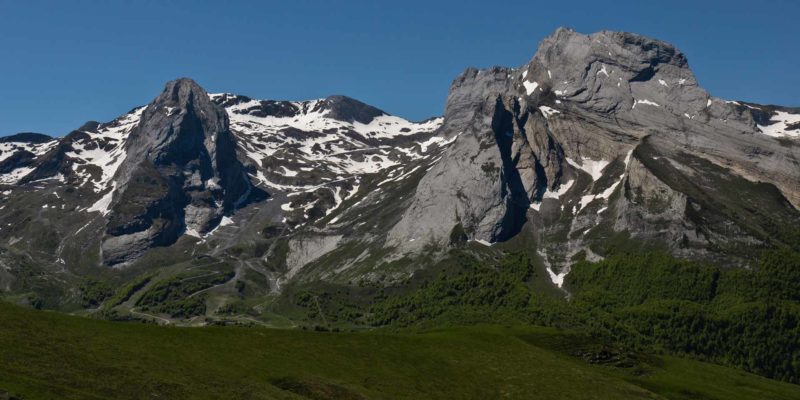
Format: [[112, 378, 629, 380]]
[[523, 80, 539, 95], [566, 157, 609, 181], [0, 139, 57, 163], [757, 111, 800, 138], [87, 186, 115, 216], [576, 175, 624, 212], [279, 166, 298, 177], [539, 106, 560, 119], [418, 131, 458, 153], [632, 99, 660, 109], [471, 239, 493, 247], [0, 167, 34, 185], [543, 179, 574, 199], [531, 180, 574, 211], [65, 106, 145, 192], [185, 228, 202, 238], [546, 267, 568, 288], [226, 95, 444, 178], [219, 216, 234, 226]]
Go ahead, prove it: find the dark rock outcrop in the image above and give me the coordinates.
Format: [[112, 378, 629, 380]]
[[0, 132, 53, 144], [316, 95, 386, 124], [101, 78, 261, 264]]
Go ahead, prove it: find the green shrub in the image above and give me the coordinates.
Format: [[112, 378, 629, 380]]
[[79, 279, 113, 308]]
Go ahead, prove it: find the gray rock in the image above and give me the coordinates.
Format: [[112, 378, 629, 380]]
[[101, 78, 258, 264], [389, 27, 800, 264], [285, 234, 343, 280]]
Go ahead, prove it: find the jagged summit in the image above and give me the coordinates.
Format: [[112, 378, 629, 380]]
[[539, 27, 687, 67], [519, 27, 710, 122], [160, 77, 206, 95], [151, 77, 218, 112], [100, 77, 255, 264], [121, 77, 231, 168]]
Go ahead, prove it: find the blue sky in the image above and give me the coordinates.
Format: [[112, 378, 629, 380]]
[[0, 0, 797, 136]]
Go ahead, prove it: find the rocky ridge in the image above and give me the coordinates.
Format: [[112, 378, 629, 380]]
[[0, 27, 797, 311]]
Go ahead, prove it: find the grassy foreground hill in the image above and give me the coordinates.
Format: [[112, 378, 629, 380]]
[[1, 301, 799, 399]]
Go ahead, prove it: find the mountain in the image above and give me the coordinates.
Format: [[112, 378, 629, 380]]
[[390, 28, 800, 281], [0, 76, 449, 299], [0, 28, 798, 322]]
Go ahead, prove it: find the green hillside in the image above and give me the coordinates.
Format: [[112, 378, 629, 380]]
[[1, 301, 799, 400]]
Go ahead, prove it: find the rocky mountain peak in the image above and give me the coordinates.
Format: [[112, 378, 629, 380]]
[[123, 78, 228, 168], [100, 78, 257, 265], [537, 27, 687, 71], [147, 78, 225, 131], [0, 132, 54, 144], [156, 77, 209, 103], [316, 95, 387, 124], [390, 27, 800, 279], [519, 27, 703, 118]]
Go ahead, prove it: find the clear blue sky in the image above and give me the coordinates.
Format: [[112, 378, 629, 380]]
[[1, 0, 797, 137]]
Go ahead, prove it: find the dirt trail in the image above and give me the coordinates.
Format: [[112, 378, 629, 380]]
[[130, 308, 171, 325]]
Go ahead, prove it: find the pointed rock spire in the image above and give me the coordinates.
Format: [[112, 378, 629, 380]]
[[101, 78, 259, 265]]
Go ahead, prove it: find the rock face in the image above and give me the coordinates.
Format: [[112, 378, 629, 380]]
[[285, 234, 343, 280], [389, 67, 531, 247], [389, 28, 800, 274], [100, 78, 256, 264]]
